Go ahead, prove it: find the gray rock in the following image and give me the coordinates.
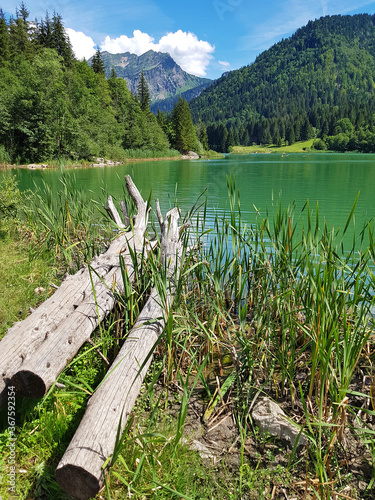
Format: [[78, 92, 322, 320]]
[[181, 151, 199, 160], [251, 397, 307, 450]]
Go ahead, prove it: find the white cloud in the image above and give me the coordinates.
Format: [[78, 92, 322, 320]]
[[101, 30, 155, 55], [66, 28, 96, 60], [156, 31, 215, 77], [219, 60, 231, 67], [101, 29, 215, 77]]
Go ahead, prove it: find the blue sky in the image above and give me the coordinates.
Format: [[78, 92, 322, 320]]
[[4, 0, 375, 79]]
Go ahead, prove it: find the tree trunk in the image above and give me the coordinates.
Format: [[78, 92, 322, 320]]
[[0, 175, 149, 406], [55, 207, 182, 500]]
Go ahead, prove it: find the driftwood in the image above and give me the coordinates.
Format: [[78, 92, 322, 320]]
[[0, 176, 149, 404], [55, 206, 182, 500]]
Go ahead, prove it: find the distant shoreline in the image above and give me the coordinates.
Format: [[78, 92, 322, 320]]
[[0, 155, 183, 171]]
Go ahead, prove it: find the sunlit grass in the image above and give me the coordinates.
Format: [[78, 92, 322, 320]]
[[0, 236, 56, 337], [231, 139, 315, 154]]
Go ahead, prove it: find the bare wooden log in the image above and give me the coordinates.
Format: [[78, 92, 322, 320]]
[[0, 233, 126, 408], [55, 207, 182, 500], [125, 175, 151, 247], [10, 249, 140, 398], [119, 200, 130, 227], [1, 176, 148, 405], [105, 195, 125, 229]]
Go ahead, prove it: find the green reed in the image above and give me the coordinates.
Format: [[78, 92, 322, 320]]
[[176, 177, 375, 497], [21, 170, 114, 273]]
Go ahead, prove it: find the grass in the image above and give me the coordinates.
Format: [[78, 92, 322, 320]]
[[231, 139, 315, 154], [1, 172, 375, 499], [0, 237, 56, 335]]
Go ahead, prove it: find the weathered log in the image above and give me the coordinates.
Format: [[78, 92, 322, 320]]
[[1, 175, 149, 404], [55, 206, 182, 500], [0, 233, 126, 407], [105, 195, 125, 229]]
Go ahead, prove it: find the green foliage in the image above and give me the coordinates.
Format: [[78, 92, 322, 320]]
[[136, 70, 151, 112], [91, 49, 106, 75], [171, 97, 197, 153], [190, 13, 375, 152], [312, 138, 327, 150], [0, 5, 171, 163], [21, 171, 112, 273], [1, 176, 375, 498]]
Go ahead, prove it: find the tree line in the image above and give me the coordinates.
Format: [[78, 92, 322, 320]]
[[0, 4, 202, 163], [190, 14, 375, 153]]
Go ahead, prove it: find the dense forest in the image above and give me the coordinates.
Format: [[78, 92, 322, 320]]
[[3, 6, 375, 161], [190, 14, 375, 153], [0, 4, 202, 163]]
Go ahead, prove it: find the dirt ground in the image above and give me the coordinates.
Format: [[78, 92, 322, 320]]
[[155, 364, 375, 499]]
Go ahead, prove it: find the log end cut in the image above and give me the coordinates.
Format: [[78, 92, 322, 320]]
[[55, 464, 101, 500], [11, 371, 46, 398]]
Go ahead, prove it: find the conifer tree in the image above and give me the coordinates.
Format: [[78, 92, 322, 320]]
[[9, 3, 32, 58], [226, 127, 235, 150], [91, 49, 105, 75], [171, 97, 197, 153], [196, 120, 209, 150], [52, 12, 74, 65], [137, 71, 150, 112], [0, 10, 10, 64]]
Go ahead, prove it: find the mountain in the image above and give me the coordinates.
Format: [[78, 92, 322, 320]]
[[189, 14, 375, 150], [96, 50, 212, 112]]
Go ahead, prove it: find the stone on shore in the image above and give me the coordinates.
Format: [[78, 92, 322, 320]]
[[251, 397, 307, 450]]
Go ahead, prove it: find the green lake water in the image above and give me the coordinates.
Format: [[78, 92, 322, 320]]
[[9, 152, 375, 248]]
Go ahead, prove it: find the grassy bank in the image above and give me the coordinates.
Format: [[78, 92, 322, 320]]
[[230, 140, 315, 154], [1, 173, 375, 499]]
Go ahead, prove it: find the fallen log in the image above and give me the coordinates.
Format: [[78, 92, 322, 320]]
[[1, 175, 149, 404], [55, 206, 182, 500]]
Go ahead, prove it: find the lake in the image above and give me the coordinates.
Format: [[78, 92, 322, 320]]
[[9, 152, 375, 248]]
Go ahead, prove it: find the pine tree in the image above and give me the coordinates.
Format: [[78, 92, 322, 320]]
[[52, 12, 74, 65], [226, 127, 235, 150], [273, 127, 282, 147], [197, 120, 209, 150], [17, 2, 29, 23], [136, 71, 150, 112], [0, 10, 10, 64], [172, 97, 197, 153], [91, 49, 105, 75], [9, 3, 32, 58], [285, 123, 295, 145]]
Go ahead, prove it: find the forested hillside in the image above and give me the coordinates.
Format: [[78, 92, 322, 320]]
[[0, 5, 172, 163], [190, 14, 375, 152]]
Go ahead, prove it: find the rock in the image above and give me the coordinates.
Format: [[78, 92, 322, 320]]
[[91, 158, 123, 167], [181, 151, 199, 160], [251, 397, 307, 450], [358, 481, 368, 491], [190, 439, 215, 459], [27, 163, 48, 169]]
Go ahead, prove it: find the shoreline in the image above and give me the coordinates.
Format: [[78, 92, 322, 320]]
[[0, 155, 183, 171]]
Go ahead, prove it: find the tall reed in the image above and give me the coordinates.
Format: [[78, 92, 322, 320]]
[[20, 170, 114, 273]]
